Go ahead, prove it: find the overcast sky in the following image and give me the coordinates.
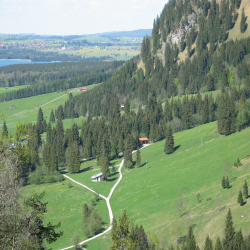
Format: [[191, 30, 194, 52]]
[[0, 0, 167, 36]]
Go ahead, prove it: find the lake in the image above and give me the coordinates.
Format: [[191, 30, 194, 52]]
[[0, 59, 60, 67]]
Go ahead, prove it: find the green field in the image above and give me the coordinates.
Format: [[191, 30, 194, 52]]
[[22, 179, 110, 250], [43, 46, 140, 61], [0, 83, 102, 134], [107, 122, 250, 248], [0, 85, 30, 94]]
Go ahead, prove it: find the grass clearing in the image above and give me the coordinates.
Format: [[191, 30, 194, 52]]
[[0, 83, 102, 134], [22, 179, 109, 250], [108, 121, 250, 248], [0, 85, 30, 94]]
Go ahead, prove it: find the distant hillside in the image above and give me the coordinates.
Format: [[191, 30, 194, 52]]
[[88, 29, 152, 37]]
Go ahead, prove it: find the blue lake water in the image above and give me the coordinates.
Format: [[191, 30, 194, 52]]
[[0, 59, 59, 67]]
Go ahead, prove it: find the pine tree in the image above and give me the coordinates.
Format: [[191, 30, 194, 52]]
[[222, 176, 226, 189], [164, 126, 174, 154], [237, 190, 244, 206], [84, 135, 92, 160], [223, 209, 235, 249], [233, 229, 244, 249], [125, 98, 130, 116], [111, 210, 132, 250], [207, 73, 214, 91], [2, 121, 8, 138], [50, 139, 58, 171], [36, 107, 44, 134], [136, 146, 141, 168], [124, 139, 133, 168], [243, 180, 248, 198], [204, 235, 213, 250], [56, 119, 65, 165], [214, 237, 222, 250], [186, 226, 197, 250], [100, 143, 110, 181], [66, 141, 80, 173]]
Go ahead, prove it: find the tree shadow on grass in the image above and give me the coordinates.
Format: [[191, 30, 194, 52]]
[[78, 166, 92, 173], [107, 176, 118, 182], [174, 145, 181, 152], [58, 167, 68, 175], [109, 171, 118, 177]]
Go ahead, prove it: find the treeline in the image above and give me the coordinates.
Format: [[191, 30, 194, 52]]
[[0, 61, 125, 102], [0, 72, 112, 101], [111, 209, 250, 250], [0, 61, 113, 87], [0, 48, 113, 62]]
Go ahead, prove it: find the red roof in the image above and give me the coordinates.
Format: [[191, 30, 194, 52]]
[[139, 137, 149, 141], [81, 87, 87, 90]]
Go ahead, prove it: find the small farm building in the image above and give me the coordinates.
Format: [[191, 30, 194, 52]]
[[91, 172, 103, 182], [9, 104, 16, 109], [139, 137, 149, 144], [121, 104, 124, 108], [79, 87, 87, 91]]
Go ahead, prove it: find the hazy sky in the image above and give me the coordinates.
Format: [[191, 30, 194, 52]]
[[0, 0, 167, 36]]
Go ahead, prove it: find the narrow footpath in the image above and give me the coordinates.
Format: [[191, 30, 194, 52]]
[[59, 159, 125, 250], [59, 144, 151, 250]]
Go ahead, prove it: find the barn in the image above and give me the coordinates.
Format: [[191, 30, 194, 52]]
[[139, 137, 149, 144], [91, 172, 103, 182]]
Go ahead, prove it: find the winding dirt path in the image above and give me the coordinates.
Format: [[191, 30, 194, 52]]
[[59, 159, 124, 250]]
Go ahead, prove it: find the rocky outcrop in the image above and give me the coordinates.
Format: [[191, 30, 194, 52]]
[[167, 12, 199, 45]]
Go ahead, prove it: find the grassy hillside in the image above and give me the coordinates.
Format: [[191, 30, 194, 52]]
[[0, 83, 102, 134], [108, 121, 250, 248], [228, 0, 250, 41], [0, 85, 29, 94], [22, 178, 110, 250]]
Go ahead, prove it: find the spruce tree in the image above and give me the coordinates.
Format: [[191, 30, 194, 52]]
[[2, 121, 8, 138], [222, 176, 226, 189], [136, 146, 141, 168], [214, 237, 222, 250], [237, 190, 244, 206], [240, 8, 247, 33], [84, 135, 92, 160], [124, 139, 133, 168], [125, 98, 130, 116], [56, 119, 65, 165], [66, 141, 80, 173], [164, 126, 174, 154], [49, 110, 55, 123], [204, 235, 213, 250], [223, 209, 235, 249], [243, 180, 248, 198], [100, 143, 110, 181], [36, 107, 44, 134], [50, 140, 58, 171], [186, 226, 197, 250]]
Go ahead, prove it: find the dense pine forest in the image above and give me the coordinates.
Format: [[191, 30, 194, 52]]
[[0, 61, 124, 101]]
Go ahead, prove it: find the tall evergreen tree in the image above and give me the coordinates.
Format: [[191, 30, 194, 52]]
[[50, 139, 58, 171], [222, 176, 226, 189], [124, 139, 133, 168], [204, 235, 213, 250], [223, 209, 235, 249], [243, 180, 248, 198], [36, 107, 44, 134], [111, 210, 132, 250], [49, 109, 55, 123], [164, 126, 174, 154], [225, 176, 230, 189], [214, 237, 222, 250], [84, 135, 92, 160], [240, 8, 247, 33], [125, 98, 130, 117], [237, 190, 244, 206], [136, 146, 141, 168], [66, 141, 80, 173], [56, 119, 65, 165], [186, 226, 197, 250], [2, 121, 8, 138]]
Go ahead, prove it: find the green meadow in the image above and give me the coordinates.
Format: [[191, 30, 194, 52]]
[[22, 179, 110, 250], [0, 83, 102, 134], [108, 121, 250, 247], [0, 85, 30, 94]]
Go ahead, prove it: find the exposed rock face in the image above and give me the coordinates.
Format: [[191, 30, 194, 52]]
[[167, 12, 198, 45]]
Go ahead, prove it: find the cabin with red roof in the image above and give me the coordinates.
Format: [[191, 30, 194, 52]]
[[139, 137, 149, 144], [79, 87, 87, 91]]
